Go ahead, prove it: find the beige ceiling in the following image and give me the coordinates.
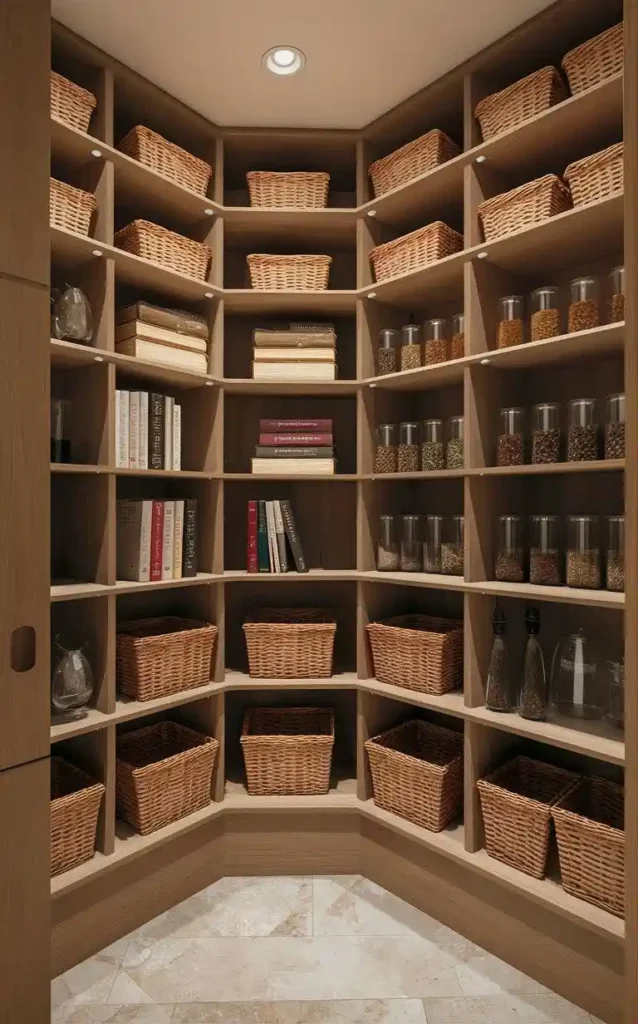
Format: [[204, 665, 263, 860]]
[[52, 0, 555, 129]]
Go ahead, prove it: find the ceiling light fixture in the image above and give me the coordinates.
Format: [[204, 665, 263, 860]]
[[263, 45, 306, 76]]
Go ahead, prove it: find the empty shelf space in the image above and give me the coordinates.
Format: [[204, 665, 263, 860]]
[[465, 705, 624, 765], [222, 207, 358, 244], [223, 290, 358, 315], [359, 678, 466, 718]]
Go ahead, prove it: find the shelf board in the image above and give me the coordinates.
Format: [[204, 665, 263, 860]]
[[361, 246, 469, 307], [114, 468, 219, 479], [467, 460, 624, 477], [224, 473, 359, 482], [360, 152, 466, 229], [467, 322, 625, 370], [50, 463, 109, 475], [224, 776, 358, 810], [361, 570, 467, 592], [359, 678, 466, 718], [365, 357, 466, 391], [223, 289, 358, 315], [466, 580, 625, 609], [221, 670, 358, 690], [50, 224, 107, 268], [50, 338, 110, 367], [223, 207, 358, 244], [362, 469, 465, 481], [50, 581, 111, 602], [223, 569, 360, 582], [112, 572, 219, 595], [112, 349, 216, 389], [360, 800, 466, 856], [221, 378, 359, 396], [51, 707, 112, 742]]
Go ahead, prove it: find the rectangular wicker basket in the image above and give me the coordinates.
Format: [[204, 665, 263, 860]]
[[118, 125, 212, 197], [116, 721, 218, 835], [477, 756, 579, 878], [370, 221, 463, 283], [50, 70, 97, 133], [564, 142, 624, 208], [365, 719, 463, 832], [241, 706, 335, 796], [50, 177, 97, 236], [243, 608, 336, 679], [368, 130, 460, 198], [475, 67, 567, 142], [51, 757, 105, 877], [478, 174, 572, 243], [114, 219, 212, 280], [552, 776, 625, 917], [247, 171, 330, 209], [562, 23, 624, 95], [366, 614, 463, 696], [247, 253, 331, 291], [116, 617, 217, 702]]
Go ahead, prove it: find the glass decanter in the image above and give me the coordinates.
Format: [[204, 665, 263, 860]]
[[52, 285, 94, 344], [550, 629, 600, 720], [51, 638, 94, 720]]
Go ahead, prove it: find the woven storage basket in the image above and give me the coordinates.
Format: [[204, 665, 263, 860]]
[[243, 608, 336, 679], [475, 67, 567, 142], [365, 719, 463, 832], [118, 125, 212, 196], [477, 756, 579, 878], [51, 757, 105, 877], [114, 220, 212, 280], [370, 221, 463, 283], [247, 171, 330, 209], [50, 177, 96, 236], [562, 23, 623, 95], [116, 721, 218, 835], [564, 142, 624, 208], [247, 254, 331, 291], [478, 174, 572, 243], [552, 776, 625, 917], [116, 617, 217, 702], [50, 70, 97, 133], [368, 130, 460, 198], [366, 614, 463, 696], [241, 706, 335, 796]]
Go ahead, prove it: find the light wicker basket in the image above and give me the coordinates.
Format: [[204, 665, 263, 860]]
[[475, 67, 567, 142], [370, 221, 463, 283], [241, 706, 335, 796], [552, 776, 624, 917], [562, 23, 624, 95], [50, 177, 96, 236], [243, 609, 336, 679], [116, 721, 218, 835], [564, 142, 624, 208], [477, 756, 579, 879], [478, 174, 572, 243], [368, 130, 460, 198], [50, 70, 97, 133], [247, 171, 330, 209], [365, 719, 463, 832], [247, 253, 331, 291], [366, 615, 463, 696], [51, 757, 105, 877], [118, 125, 212, 197], [116, 617, 217, 702], [114, 219, 212, 280]]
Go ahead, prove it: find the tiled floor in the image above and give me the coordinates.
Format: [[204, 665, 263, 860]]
[[52, 875, 605, 1023]]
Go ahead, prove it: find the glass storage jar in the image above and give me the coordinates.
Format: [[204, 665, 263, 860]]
[[497, 295, 524, 349], [374, 423, 397, 474], [605, 393, 625, 460], [424, 515, 444, 573], [450, 313, 465, 360], [424, 318, 449, 365], [377, 328, 398, 376], [606, 515, 625, 592], [606, 660, 624, 730], [550, 630, 601, 720], [495, 515, 525, 582], [497, 407, 525, 466], [51, 640, 94, 720], [421, 419, 444, 470], [398, 421, 420, 472], [441, 516, 464, 576], [400, 324, 422, 371], [532, 402, 561, 464], [568, 277, 599, 333], [566, 516, 601, 589], [530, 286, 561, 341], [530, 515, 562, 586], [609, 266, 625, 324], [51, 398, 72, 464], [400, 514, 422, 572], [446, 416, 464, 469], [378, 515, 399, 571], [567, 398, 599, 462]]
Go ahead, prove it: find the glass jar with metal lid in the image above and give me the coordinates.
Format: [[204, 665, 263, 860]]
[[567, 516, 601, 589], [400, 323, 422, 371], [446, 416, 464, 469], [378, 515, 399, 572], [398, 421, 420, 472], [609, 266, 625, 324], [568, 277, 599, 333], [450, 313, 465, 360], [497, 407, 525, 466], [376, 328, 398, 376], [567, 399, 599, 462], [497, 295, 524, 349], [421, 418, 444, 470], [374, 423, 397, 474], [424, 515, 444, 573], [530, 515, 562, 586], [400, 514, 423, 572], [530, 286, 561, 341], [532, 402, 561, 464], [495, 515, 525, 582], [605, 393, 625, 460], [424, 318, 449, 365]]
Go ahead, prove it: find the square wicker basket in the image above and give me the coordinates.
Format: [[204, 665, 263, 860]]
[[366, 614, 463, 695], [118, 125, 212, 197], [564, 142, 624, 208], [368, 130, 460, 198], [246, 253, 331, 291], [241, 706, 335, 796], [50, 70, 97, 133], [562, 23, 624, 95], [50, 177, 96, 236], [247, 171, 330, 209], [478, 174, 572, 243], [51, 757, 105, 877], [114, 219, 212, 280], [243, 608, 336, 679], [370, 221, 463, 283], [116, 617, 217, 702], [475, 67, 567, 142]]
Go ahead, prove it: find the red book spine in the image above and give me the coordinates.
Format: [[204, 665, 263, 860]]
[[150, 500, 164, 581], [247, 500, 258, 573], [258, 433, 333, 446], [259, 419, 332, 432]]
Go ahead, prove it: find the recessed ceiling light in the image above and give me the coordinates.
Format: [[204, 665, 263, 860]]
[[263, 46, 306, 76]]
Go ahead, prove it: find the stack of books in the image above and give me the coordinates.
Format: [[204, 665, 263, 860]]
[[251, 418, 335, 476], [116, 300, 209, 374], [247, 500, 307, 573], [252, 321, 336, 381], [115, 390, 181, 470], [116, 498, 198, 582]]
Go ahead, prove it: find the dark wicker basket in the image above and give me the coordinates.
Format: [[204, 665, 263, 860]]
[[116, 616, 217, 701], [51, 757, 105, 877], [241, 706, 335, 795]]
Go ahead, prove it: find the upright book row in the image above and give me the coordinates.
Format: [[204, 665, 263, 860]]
[[115, 390, 182, 471], [247, 500, 308, 573], [117, 498, 198, 582]]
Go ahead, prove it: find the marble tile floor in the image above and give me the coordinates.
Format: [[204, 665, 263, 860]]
[[52, 875, 605, 1023]]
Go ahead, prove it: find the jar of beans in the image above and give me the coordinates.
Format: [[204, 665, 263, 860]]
[[400, 323, 422, 371], [497, 407, 525, 466], [400, 514, 422, 572], [377, 328, 399, 376], [605, 393, 625, 460], [532, 402, 561, 464], [378, 515, 399, 572], [530, 515, 562, 586], [442, 516, 464, 576], [398, 421, 420, 472], [374, 423, 397, 474], [567, 399, 599, 462], [567, 516, 601, 589], [568, 277, 599, 334], [495, 516, 525, 582], [424, 318, 449, 365], [421, 418, 444, 470], [497, 295, 524, 349], [446, 416, 464, 469], [609, 266, 625, 324], [530, 286, 561, 341], [606, 516, 625, 592], [450, 313, 465, 360], [424, 515, 444, 573]]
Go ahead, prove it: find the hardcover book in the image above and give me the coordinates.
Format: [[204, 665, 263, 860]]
[[247, 500, 258, 573], [149, 393, 165, 470], [259, 433, 333, 446], [116, 301, 209, 340], [259, 419, 332, 432], [252, 458, 335, 476], [182, 498, 198, 577], [161, 500, 175, 580], [257, 500, 269, 572], [254, 446, 334, 458], [173, 499, 185, 580], [116, 338, 208, 373], [116, 320, 208, 353], [150, 500, 165, 581], [252, 361, 336, 381], [279, 500, 308, 572], [253, 329, 336, 348], [116, 499, 152, 582]]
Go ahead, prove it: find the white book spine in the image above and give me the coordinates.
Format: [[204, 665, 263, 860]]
[[173, 404, 181, 472], [173, 499, 185, 580], [161, 500, 175, 580], [129, 392, 140, 469], [164, 396, 174, 470], [138, 500, 153, 582], [139, 392, 149, 470], [116, 390, 130, 468], [266, 501, 281, 573]]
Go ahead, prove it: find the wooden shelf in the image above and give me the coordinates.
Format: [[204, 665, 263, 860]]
[[467, 460, 624, 477], [467, 580, 625, 608], [465, 705, 625, 765], [468, 322, 624, 370], [362, 469, 465, 481], [222, 378, 359, 396], [223, 207, 358, 244], [113, 573, 219, 595], [50, 462, 109, 475], [223, 569, 360, 582], [50, 581, 111, 602], [359, 678, 466, 717], [111, 349, 216, 388], [223, 289, 358, 314], [51, 707, 112, 742], [361, 570, 467, 591], [359, 152, 466, 229], [221, 670, 358, 690], [361, 246, 469, 307], [365, 358, 466, 391], [50, 338, 110, 367], [224, 776, 358, 809], [223, 473, 360, 482]]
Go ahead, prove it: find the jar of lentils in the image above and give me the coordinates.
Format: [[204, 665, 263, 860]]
[[606, 516, 625, 592], [567, 399, 599, 462], [424, 318, 449, 365], [378, 515, 399, 571], [424, 515, 444, 573], [605, 393, 625, 460], [532, 402, 561, 464], [530, 515, 562, 586], [450, 313, 465, 360], [421, 418, 444, 470], [567, 516, 601, 589], [497, 295, 524, 349], [497, 407, 525, 466], [446, 416, 464, 469], [400, 323, 422, 371], [374, 423, 397, 474], [530, 285, 561, 341], [398, 421, 420, 472], [568, 277, 599, 333], [495, 515, 525, 582], [442, 516, 464, 576], [376, 328, 398, 376], [609, 266, 625, 324], [400, 514, 422, 572]]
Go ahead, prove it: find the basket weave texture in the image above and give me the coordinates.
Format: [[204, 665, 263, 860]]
[[478, 174, 572, 242], [564, 142, 624, 208], [247, 254, 331, 291], [477, 756, 579, 878], [247, 171, 330, 209], [475, 67, 567, 142], [116, 617, 217, 702], [241, 706, 335, 795], [366, 615, 463, 695], [114, 219, 212, 280], [116, 721, 218, 835], [562, 23, 623, 95], [370, 221, 463, 283], [50, 177, 96, 236], [368, 130, 460, 198], [51, 757, 105, 877], [243, 608, 336, 679], [118, 125, 212, 197], [366, 720, 463, 832], [552, 776, 625, 917], [50, 70, 96, 133]]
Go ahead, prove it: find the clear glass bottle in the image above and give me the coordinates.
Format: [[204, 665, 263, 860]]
[[421, 418, 444, 470], [446, 416, 464, 469], [497, 295, 524, 349], [519, 607, 547, 721], [485, 605, 513, 712], [530, 286, 561, 341], [609, 266, 625, 324], [605, 393, 625, 460], [495, 515, 525, 582], [606, 515, 625, 592], [424, 515, 444, 573], [497, 407, 525, 466], [52, 285, 94, 343], [377, 328, 398, 376], [550, 629, 600, 719], [568, 277, 599, 333], [51, 398, 72, 463], [51, 639, 94, 720], [566, 516, 601, 589], [450, 313, 465, 360], [374, 423, 397, 474], [606, 659, 624, 730], [532, 402, 561, 464], [398, 421, 420, 472], [530, 515, 562, 586], [424, 317, 449, 365], [400, 514, 422, 572], [400, 323, 422, 371], [567, 398, 599, 462], [378, 515, 399, 571], [441, 515, 464, 576]]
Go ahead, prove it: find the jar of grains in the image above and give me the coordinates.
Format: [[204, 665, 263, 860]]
[[609, 266, 625, 324], [568, 277, 599, 334], [532, 402, 561, 464], [497, 407, 525, 466], [530, 515, 562, 586], [497, 295, 524, 349], [567, 398, 599, 462], [374, 423, 398, 474], [450, 313, 465, 360], [530, 286, 561, 341], [442, 516, 464, 576], [424, 318, 449, 365], [446, 416, 464, 469], [377, 328, 399, 376], [605, 393, 625, 460], [421, 418, 444, 470], [398, 421, 420, 472], [606, 516, 625, 592], [567, 516, 601, 589], [378, 515, 399, 571], [400, 323, 422, 371], [400, 515, 422, 572], [495, 515, 525, 582], [424, 515, 444, 573]]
